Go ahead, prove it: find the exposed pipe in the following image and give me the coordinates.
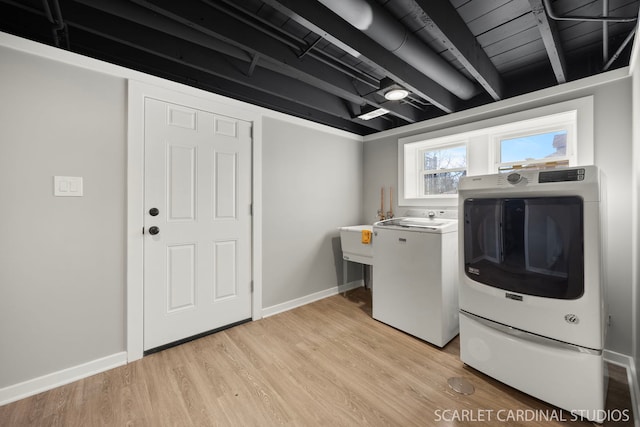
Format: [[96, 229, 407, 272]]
[[542, 0, 637, 69], [542, 0, 637, 22], [207, 0, 378, 88], [316, 0, 478, 100], [41, 0, 68, 48], [49, 0, 65, 31], [297, 36, 324, 59], [603, 26, 637, 71], [603, 0, 609, 63]]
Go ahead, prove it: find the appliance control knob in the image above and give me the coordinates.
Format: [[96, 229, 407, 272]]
[[507, 172, 522, 184]]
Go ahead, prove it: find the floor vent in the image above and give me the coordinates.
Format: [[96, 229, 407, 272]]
[[447, 377, 475, 395]]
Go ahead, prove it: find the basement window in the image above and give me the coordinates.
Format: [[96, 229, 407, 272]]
[[419, 143, 467, 195], [398, 97, 592, 207], [493, 117, 575, 172]]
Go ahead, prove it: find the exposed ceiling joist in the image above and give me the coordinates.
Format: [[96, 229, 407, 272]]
[[73, 0, 253, 62], [127, 0, 424, 124], [261, 0, 458, 113], [71, 0, 420, 129], [529, 0, 568, 84], [76, 31, 386, 134], [1, 0, 638, 136], [412, 0, 504, 101], [317, 0, 479, 100], [64, 1, 388, 132]]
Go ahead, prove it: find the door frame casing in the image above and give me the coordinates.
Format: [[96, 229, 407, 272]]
[[127, 80, 263, 361]]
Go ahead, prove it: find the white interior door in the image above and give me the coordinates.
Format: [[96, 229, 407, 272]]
[[143, 97, 252, 351]]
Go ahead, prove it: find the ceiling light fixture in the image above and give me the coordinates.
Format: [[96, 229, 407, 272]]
[[357, 108, 389, 120], [384, 88, 409, 101]]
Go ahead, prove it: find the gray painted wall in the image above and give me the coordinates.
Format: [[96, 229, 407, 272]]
[[0, 47, 126, 387], [0, 44, 364, 390], [262, 117, 364, 308], [632, 45, 640, 384], [363, 75, 634, 356]]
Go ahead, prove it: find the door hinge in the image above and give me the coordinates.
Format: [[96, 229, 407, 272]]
[[142, 226, 145, 235], [249, 203, 253, 216], [250, 280, 254, 292]]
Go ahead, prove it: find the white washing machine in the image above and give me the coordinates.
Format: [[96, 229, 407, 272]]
[[372, 214, 459, 347]]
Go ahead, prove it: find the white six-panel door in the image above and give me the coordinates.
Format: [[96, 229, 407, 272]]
[[143, 97, 252, 351]]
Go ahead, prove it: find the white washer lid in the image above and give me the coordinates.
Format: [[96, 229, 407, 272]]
[[374, 217, 457, 233]]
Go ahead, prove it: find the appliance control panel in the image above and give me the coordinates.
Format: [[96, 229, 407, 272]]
[[458, 166, 599, 208], [538, 168, 585, 183], [458, 165, 597, 193]]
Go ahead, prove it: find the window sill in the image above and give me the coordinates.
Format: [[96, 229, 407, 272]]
[[399, 195, 459, 208]]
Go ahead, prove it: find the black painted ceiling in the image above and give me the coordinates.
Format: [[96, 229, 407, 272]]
[[1, 0, 638, 135]]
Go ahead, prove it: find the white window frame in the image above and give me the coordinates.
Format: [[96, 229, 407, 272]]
[[491, 111, 577, 172], [401, 135, 469, 202], [398, 97, 593, 207], [417, 141, 468, 197]]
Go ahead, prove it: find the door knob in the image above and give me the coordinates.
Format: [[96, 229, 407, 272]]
[[149, 208, 159, 216], [148, 226, 160, 235]]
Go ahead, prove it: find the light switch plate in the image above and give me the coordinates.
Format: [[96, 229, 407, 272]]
[[54, 176, 83, 197]]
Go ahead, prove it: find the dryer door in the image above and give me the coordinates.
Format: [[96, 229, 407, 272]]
[[463, 196, 584, 299]]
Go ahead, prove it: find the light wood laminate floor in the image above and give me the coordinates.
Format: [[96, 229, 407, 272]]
[[0, 287, 634, 426]]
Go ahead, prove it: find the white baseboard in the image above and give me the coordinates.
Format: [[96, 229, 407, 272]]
[[262, 280, 364, 318], [604, 350, 640, 427], [0, 351, 127, 406], [629, 358, 640, 427]]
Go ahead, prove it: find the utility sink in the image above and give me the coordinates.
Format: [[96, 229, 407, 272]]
[[339, 225, 373, 265]]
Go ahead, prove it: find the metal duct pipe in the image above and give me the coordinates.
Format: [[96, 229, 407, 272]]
[[317, 0, 478, 100], [542, 0, 637, 22]]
